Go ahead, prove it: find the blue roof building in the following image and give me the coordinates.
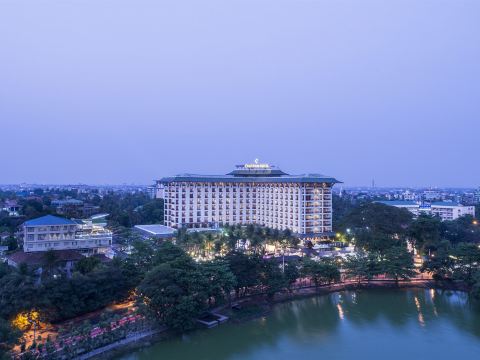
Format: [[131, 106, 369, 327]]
[[24, 215, 76, 226], [23, 215, 112, 253]]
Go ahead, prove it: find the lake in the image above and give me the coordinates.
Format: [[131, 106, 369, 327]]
[[118, 289, 480, 360]]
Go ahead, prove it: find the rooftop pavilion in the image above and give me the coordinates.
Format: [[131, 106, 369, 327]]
[[158, 160, 341, 184]]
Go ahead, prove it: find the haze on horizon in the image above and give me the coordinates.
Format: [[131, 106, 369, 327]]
[[1, 0, 479, 188]]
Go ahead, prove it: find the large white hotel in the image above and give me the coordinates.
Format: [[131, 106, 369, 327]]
[[156, 162, 340, 241]]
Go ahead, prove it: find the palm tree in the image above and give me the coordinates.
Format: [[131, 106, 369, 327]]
[[42, 250, 58, 277]]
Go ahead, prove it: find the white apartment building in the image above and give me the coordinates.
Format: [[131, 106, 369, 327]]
[[23, 214, 112, 253], [377, 201, 475, 221], [156, 162, 340, 241], [430, 202, 476, 221]]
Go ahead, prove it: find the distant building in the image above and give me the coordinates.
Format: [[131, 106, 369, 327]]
[[475, 188, 480, 204], [1, 199, 20, 217], [51, 199, 100, 217], [134, 224, 176, 239], [156, 161, 341, 242], [134, 224, 221, 240], [430, 202, 475, 221], [23, 215, 112, 253], [422, 189, 443, 201], [460, 192, 476, 206], [402, 190, 417, 201], [377, 200, 475, 221], [146, 186, 157, 199]]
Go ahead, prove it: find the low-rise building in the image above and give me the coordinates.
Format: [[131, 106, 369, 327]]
[[475, 188, 480, 204], [6, 249, 84, 271], [377, 200, 475, 221], [430, 202, 476, 221], [23, 215, 112, 254], [1, 199, 20, 216]]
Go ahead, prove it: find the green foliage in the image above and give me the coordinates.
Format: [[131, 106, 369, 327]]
[[198, 260, 236, 306], [339, 202, 413, 236], [381, 246, 415, 282], [450, 243, 480, 284], [343, 252, 382, 283], [0, 261, 136, 323], [354, 230, 401, 253], [0, 318, 21, 359], [441, 215, 480, 245], [224, 251, 262, 296], [98, 193, 163, 227], [74, 256, 101, 275], [471, 272, 480, 300], [408, 215, 442, 253], [257, 259, 286, 300], [0, 272, 40, 320], [420, 240, 453, 280], [302, 258, 340, 287], [137, 259, 207, 332], [283, 262, 300, 290]]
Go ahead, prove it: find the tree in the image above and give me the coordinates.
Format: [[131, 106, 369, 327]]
[[381, 246, 415, 283], [258, 259, 286, 301], [343, 253, 381, 283], [42, 250, 58, 277], [75, 256, 101, 275], [450, 243, 480, 284], [153, 241, 191, 266], [0, 318, 21, 360], [137, 261, 207, 332], [441, 215, 480, 245], [408, 215, 442, 254], [283, 262, 300, 291], [224, 252, 261, 297], [198, 260, 236, 306], [471, 271, 480, 300], [127, 240, 156, 274], [354, 230, 400, 254], [420, 240, 453, 280], [339, 202, 413, 236], [302, 258, 340, 287]]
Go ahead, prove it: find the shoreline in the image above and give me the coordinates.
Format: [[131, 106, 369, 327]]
[[80, 279, 469, 360]]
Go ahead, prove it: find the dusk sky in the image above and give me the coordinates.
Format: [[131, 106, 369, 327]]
[[1, 0, 479, 187]]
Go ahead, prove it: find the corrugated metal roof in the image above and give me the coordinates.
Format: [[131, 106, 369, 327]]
[[376, 201, 419, 206], [24, 215, 76, 226], [431, 202, 462, 207]]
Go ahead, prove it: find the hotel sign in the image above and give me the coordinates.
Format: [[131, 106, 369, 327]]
[[244, 159, 271, 169]]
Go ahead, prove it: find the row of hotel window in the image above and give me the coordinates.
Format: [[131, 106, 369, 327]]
[[27, 234, 75, 240], [165, 184, 332, 189], [166, 210, 332, 216], [26, 226, 77, 232], [166, 201, 332, 207], [166, 191, 331, 200], [26, 240, 111, 248], [166, 216, 332, 225]]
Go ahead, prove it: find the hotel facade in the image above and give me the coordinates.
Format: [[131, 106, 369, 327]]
[[156, 162, 340, 241]]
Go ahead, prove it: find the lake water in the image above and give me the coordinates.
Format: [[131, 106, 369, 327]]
[[118, 289, 480, 360]]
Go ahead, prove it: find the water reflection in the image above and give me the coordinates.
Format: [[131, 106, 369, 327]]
[[119, 289, 480, 360]]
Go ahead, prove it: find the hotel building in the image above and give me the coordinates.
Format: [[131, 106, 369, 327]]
[[156, 162, 341, 241]]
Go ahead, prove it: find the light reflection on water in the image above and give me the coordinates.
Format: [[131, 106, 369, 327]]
[[118, 289, 480, 360]]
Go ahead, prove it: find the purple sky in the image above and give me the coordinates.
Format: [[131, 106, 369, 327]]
[[1, 0, 479, 187]]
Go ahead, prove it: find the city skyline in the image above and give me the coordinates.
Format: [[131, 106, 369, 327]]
[[1, 0, 479, 187]]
